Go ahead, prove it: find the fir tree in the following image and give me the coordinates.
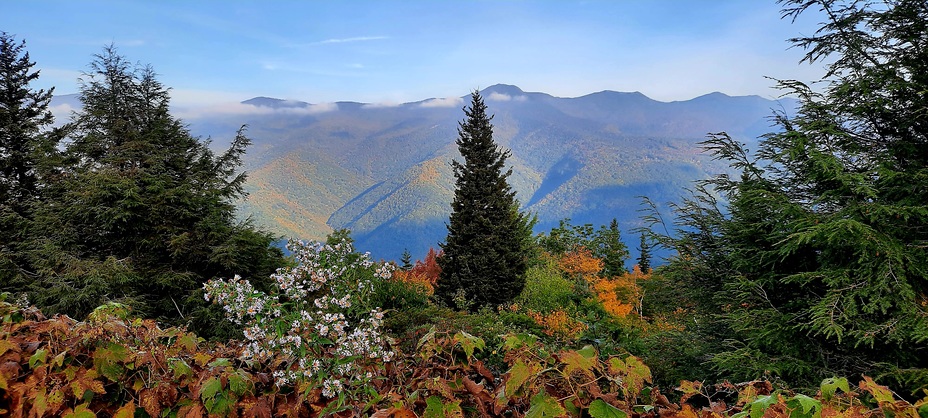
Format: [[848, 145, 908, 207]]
[[28, 46, 283, 338], [636, 233, 651, 274], [592, 218, 629, 277], [437, 90, 527, 310], [0, 33, 57, 294], [0, 32, 55, 210], [400, 249, 413, 271], [652, 0, 928, 390]]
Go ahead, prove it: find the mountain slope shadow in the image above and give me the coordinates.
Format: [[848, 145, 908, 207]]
[[527, 155, 583, 207]]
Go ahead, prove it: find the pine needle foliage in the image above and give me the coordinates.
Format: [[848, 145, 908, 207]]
[[437, 90, 528, 310], [0, 33, 59, 296], [648, 0, 928, 392], [24, 46, 283, 338]]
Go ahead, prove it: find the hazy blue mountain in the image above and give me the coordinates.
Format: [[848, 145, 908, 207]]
[[179, 85, 795, 263]]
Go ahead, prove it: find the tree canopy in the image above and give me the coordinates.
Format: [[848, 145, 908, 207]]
[[0, 32, 58, 297], [649, 0, 928, 391], [0, 44, 284, 339]]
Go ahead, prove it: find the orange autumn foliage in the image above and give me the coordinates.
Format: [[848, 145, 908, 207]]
[[526, 309, 588, 339], [558, 247, 603, 279], [592, 265, 650, 318], [393, 247, 442, 295]]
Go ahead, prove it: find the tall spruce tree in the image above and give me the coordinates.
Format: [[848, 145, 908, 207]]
[[437, 90, 527, 310], [28, 46, 283, 338], [0, 33, 57, 294]]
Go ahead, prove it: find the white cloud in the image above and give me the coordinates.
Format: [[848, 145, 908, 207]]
[[419, 97, 463, 108], [317, 36, 387, 44], [487, 92, 527, 102], [362, 101, 402, 109], [175, 101, 338, 119]]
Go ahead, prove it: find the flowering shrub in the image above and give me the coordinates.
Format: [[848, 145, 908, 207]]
[[203, 238, 394, 405]]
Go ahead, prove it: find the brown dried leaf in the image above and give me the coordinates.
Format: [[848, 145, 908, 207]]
[[0, 339, 19, 357], [472, 359, 495, 383], [139, 388, 162, 418], [178, 402, 206, 418], [241, 395, 273, 418], [0, 360, 21, 381], [113, 401, 136, 418]]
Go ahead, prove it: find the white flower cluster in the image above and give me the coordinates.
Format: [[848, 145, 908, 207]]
[[203, 275, 274, 325], [203, 238, 396, 399]]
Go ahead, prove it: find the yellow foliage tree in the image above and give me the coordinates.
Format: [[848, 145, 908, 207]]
[[592, 265, 650, 318]]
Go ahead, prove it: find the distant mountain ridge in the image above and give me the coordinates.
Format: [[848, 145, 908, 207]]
[[74, 85, 796, 262]]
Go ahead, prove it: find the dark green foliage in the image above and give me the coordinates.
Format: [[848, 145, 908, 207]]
[[0, 32, 55, 210], [400, 248, 413, 271], [636, 233, 651, 273], [538, 218, 595, 255], [326, 228, 354, 247], [0, 33, 58, 296], [22, 46, 283, 337], [437, 90, 528, 310], [648, 0, 928, 391], [637, 270, 723, 388], [592, 218, 629, 277]]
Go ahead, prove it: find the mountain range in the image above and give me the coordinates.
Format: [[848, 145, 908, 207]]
[[54, 85, 795, 263]]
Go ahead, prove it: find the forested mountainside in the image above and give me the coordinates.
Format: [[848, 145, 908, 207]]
[[175, 84, 793, 260]]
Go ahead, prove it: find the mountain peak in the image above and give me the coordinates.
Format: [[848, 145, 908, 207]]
[[242, 97, 309, 108], [690, 91, 731, 101]]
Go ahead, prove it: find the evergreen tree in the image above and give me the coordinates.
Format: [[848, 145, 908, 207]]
[[636, 233, 651, 274], [28, 46, 283, 338], [437, 90, 527, 310], [400, 249, 413, 271], [652, 0, 928, 390], [592, 218, 629, 277], [0, 32, 55, 210], [0, 33, 58, 294]]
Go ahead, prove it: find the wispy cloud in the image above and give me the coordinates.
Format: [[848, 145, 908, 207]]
[[171, 89, 338, 119], [317, 36, 387, 45], [419, 97, 463, 108], [487, 92, 526, 102], [175, 100, 338, 119], [361, 101, 402, 109]]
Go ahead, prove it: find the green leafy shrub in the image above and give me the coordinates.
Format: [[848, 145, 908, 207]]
[[515, 255, 578, 314]]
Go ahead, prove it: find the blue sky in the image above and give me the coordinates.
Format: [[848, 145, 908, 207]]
[[4, 1, 827, 112]]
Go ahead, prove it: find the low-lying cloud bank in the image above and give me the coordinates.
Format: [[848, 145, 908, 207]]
[[175, 101, 339, 119], [418, 97, 464, 108]]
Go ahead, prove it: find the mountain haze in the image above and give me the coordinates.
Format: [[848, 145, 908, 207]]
[[177, 85, 791, 261]]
